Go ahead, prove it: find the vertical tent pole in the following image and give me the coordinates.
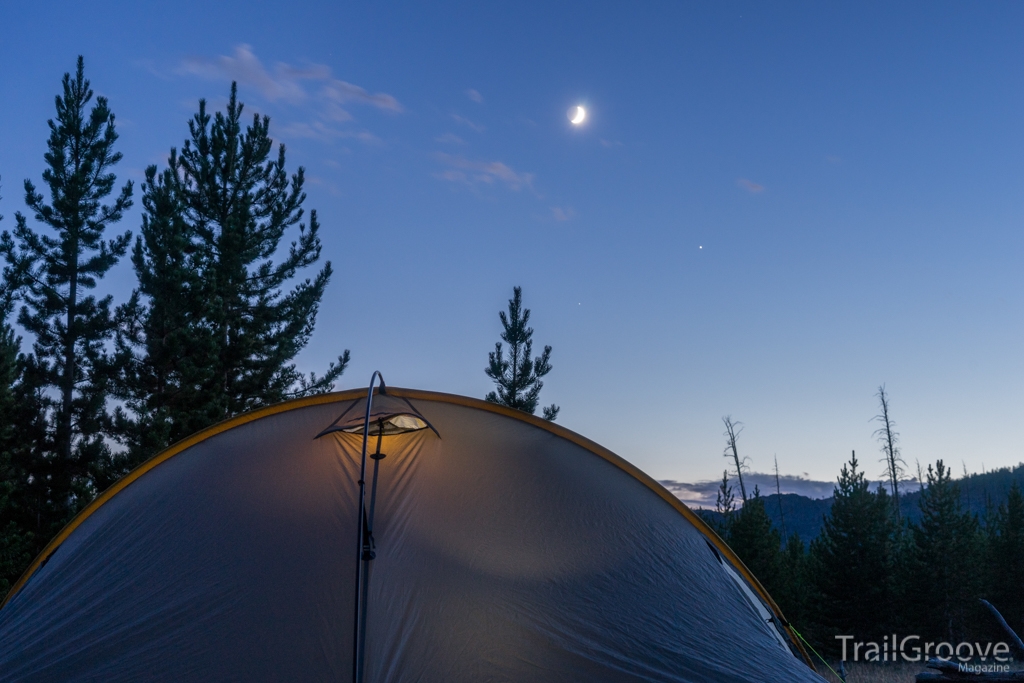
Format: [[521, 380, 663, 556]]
[[353, 372, 386, 683]]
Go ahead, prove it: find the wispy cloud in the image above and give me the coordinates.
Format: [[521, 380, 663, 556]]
[[179, 45, 400, 112], [737, 178, 765, 194], [434, 133, 466, 145], [466, 88, 483, 104], [322, 79, 402, 113], [279, 122, 381, 145], [451, 114, 485, 133], [660, 473, 849, 509], [825, 155, 842, 165], [600, 139, 623, 148], [180, 45, 312, 103], [434, 153, 534, 191], [177, 45, 401, 143], [550, 206, 575, 221]]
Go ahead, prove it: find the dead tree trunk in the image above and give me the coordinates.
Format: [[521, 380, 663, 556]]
[[722, 416, 747, 503]]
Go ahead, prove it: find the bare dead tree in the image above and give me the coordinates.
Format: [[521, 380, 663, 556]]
[[873, 385, 905, 521], [722, 416, 748, 503]]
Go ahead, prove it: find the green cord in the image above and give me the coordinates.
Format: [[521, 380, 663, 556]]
[[788, 624, 845, 682]]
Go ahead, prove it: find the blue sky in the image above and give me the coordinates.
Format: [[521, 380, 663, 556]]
[[1, 2, 1021, 488]]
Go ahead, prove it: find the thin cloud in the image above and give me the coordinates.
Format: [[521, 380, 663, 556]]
[[434, 133, 467, 145], [178, 44, 402, 115], [550, 206, 575, 221], [434, 153, 534, 191], [600, 139, 623, 148], [825, 155, 842, 165], [321, 79, 402, 112], [278, 121, 381, 145], [451, 114, 485, 133], [660, 473, 854, 509], [466, 88, 483, 103], [737, 178, 765, 194]]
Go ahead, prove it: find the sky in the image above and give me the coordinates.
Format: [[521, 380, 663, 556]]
[[0, 2, 1021, 492]]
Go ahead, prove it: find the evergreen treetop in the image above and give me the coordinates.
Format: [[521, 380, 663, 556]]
[[485, 286, 558, 421]]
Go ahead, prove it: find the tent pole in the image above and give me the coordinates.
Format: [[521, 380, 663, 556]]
[[357, 425, 386, 679], [353, 372, 386, 683]]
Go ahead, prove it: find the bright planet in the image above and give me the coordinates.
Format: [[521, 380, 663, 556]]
[[569, 105, 586, 125]]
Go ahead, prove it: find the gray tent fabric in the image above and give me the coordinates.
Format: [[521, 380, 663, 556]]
[[0, 389, 824, 683]]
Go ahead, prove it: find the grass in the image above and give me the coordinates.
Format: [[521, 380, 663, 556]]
[[815, 660, 1023, 682], [815, 661, 927, 682]]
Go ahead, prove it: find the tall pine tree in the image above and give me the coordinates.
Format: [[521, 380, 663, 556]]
[[485, 286, 558, 420], [113, 84, 347, 469], [809, 452, 898, 651], [906, 460, 983, 642], [0, 57, 132, 506]]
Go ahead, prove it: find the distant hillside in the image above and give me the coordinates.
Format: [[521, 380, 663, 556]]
[[695, 463, 1024, 544], [697, 494, 832, 544]]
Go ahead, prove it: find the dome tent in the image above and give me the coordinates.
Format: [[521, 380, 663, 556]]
[[0, 386, 823, 682]]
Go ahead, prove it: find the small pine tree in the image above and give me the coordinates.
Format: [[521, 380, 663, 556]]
[[113, 84, 348, 469], [777, 533, 809, 629], [987, 482, 1024, 634], [485, 286, 558, 420], [728, 487, 784, 598], [0, 57, 132, 507], [715, 470, 736, 516]]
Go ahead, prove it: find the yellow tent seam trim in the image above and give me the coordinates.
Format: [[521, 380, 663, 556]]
[[0, 387, 812, 668]]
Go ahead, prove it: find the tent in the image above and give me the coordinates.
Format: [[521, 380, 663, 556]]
[[0, 387, 824, 682]]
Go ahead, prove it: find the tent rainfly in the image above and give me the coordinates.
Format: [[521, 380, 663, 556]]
[[0, 386, 825, 683]]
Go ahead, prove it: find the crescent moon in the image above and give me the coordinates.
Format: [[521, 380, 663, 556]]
[[570, 106, 586, 125]]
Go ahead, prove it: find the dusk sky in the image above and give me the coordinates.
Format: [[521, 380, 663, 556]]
[[1, 2, 1021, 489]]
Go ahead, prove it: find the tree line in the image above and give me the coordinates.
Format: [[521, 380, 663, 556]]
[[711, 444, 1024, 660], [0, 59, 561, 595]]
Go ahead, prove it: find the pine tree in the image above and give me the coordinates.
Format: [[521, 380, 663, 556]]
[[0, 184, 51, 592], [485, 286, 558, 420], [112, 161, 219, 466], [907, 460, 983, 642], [809, 452, 898, 650], [777, 533, 809, 630], [0, 57, 132, 507], [987, 482, 1024, 633], [0, 289, 46, 594], [113, 84, 347, 469], [715, 470, 736, 515], [701, 470, 736, 539], [728, 487, 784, 599]]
